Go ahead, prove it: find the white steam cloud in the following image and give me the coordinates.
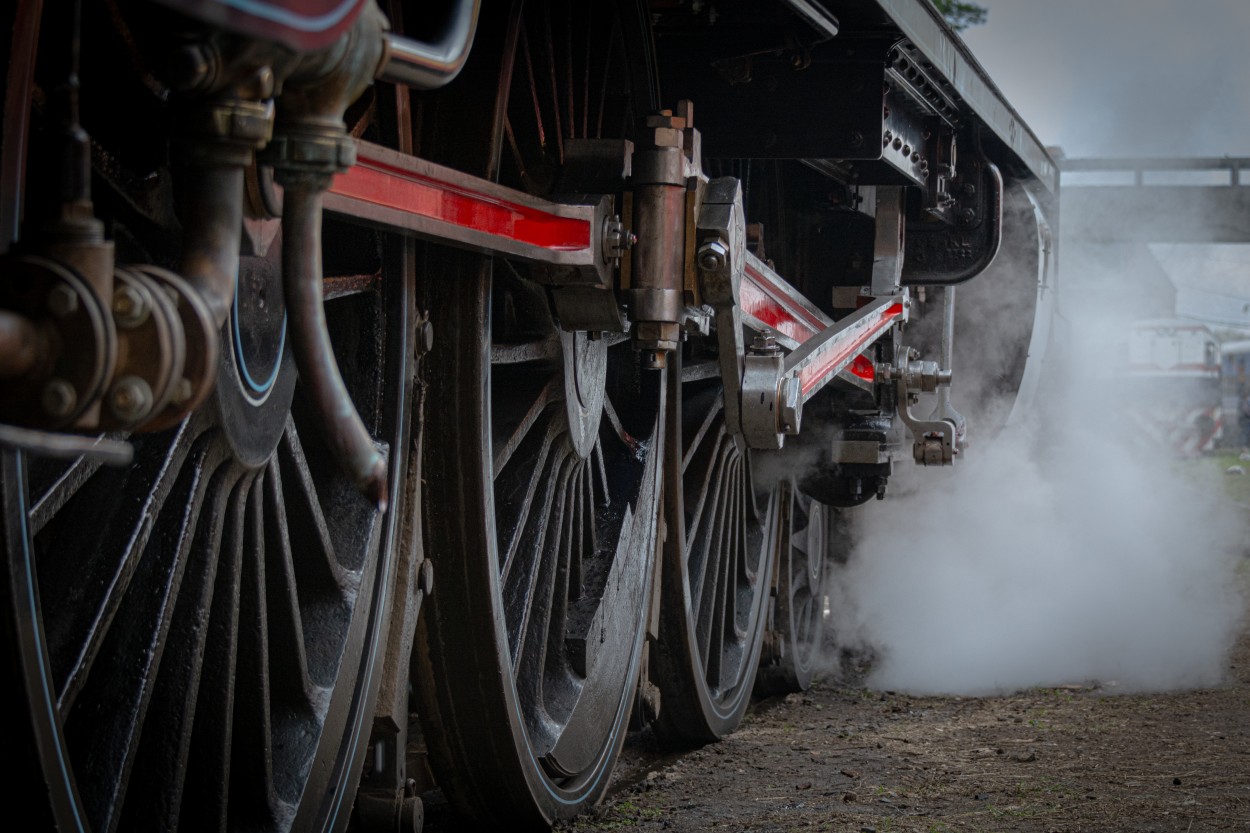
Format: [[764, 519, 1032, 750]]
[[823, 282, 1248, 696]]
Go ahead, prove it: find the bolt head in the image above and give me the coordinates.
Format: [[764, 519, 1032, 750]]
[[779, 376, 802, 435], [47, 284, 79, 319], [112, 284, 150, 329], [41, 378, 77, 419], [171, 377, 194, 405], [697, 240, 728, 273], [108, 377, 154, 423]]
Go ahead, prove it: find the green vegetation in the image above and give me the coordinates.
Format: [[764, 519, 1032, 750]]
[[931, 0, 988, 31], [1177, 451, 1250, 506]]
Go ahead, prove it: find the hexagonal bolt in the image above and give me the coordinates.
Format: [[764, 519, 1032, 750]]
[[47, 284, 79, 319], [750, 333, 779, 355], [112, 284, 151, 329], [778, 376, 803, 435], [41, 378, 78, 419], [697, 239, 728, 273], [108, 376, 154, 423], [170, 377, 194, 406]]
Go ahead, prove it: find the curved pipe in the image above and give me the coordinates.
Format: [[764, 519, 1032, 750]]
[[281, 180, 388, 510], [179, 165, 245, 328], [378, 0, 479, 89]]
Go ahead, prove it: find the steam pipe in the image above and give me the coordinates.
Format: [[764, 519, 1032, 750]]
[[930, 285, 966, 446], [268, 2, 389, 508], [379, 0, 479, 90], [179, 164, 246, 328], [281, 179, 387, 510], [937, 285, 955, 413]]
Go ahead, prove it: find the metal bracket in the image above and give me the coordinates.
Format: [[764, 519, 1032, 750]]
[[871, 187, 905, 295], [695, 176, 748, 437], [880, 345, 957, 465]]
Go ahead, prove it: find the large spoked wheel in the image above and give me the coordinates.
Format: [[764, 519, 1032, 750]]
[[413, 0, 662, 827], [756, 480, 831, 695], [652, 349, 781, 746], [0, 5, 412, 831]]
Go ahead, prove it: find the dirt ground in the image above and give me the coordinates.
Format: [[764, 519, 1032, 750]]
[[556, 569, 1250, 833]]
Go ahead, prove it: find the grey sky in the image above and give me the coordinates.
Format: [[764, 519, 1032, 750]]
[[962, 0, 1250, 159], [961, 0, 1250, 320]]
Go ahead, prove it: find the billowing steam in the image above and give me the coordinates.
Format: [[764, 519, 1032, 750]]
[[822, 272, 1247, 695]]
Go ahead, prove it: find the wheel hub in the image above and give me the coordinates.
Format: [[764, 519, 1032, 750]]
[[216, 253, 296, 467], [561, 331, 607, 459]]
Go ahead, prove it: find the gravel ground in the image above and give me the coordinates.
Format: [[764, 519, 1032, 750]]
[[557, 566, 1250, 833]]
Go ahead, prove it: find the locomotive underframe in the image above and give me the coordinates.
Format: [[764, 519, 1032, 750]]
[[0, 0, 1058, 830]]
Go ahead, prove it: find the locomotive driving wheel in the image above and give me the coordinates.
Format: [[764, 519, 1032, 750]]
[[756, 480, 831, 695], [0, 4, 413, 831], [412, 0, 663, 826], [651, 348, 782, 745]]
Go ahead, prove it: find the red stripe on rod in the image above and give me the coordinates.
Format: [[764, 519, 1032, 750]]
[[741, 263, 828, 344], [331, 157, 591, 251], [797, 303, 903, 396]]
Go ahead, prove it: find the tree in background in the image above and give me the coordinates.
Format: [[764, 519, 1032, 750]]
[[931, 0, 988, 31]]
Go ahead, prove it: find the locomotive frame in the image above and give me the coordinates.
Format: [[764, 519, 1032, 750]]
[[0, 0, 1057, 829]]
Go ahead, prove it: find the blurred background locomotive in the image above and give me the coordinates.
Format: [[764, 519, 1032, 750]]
[[1117, 319, 1223, 456]]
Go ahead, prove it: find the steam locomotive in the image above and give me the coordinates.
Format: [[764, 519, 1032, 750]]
[[0, 0, 1056, 829]]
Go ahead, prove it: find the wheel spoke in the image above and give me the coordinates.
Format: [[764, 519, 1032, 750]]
[[491, 335, 561, 365], [499, 417, 561, 581], [591, 437, 611, 508], [493, 376, 559, 478], [180, 467, 247, 830], [581, 4, 592, 138], [61, 439, 227, 832], [273, 421, 352, 593], [510, 446, 574, 683], [47, 421, 208, 713], [518, 23, 547, 155], [115, 454, 238, 832], [261, 465, 320, 713], [681, 392, 724, 474], [28, 453, 104, 534], [540, 1, 564, 164], [595, 15, 623, 138]]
